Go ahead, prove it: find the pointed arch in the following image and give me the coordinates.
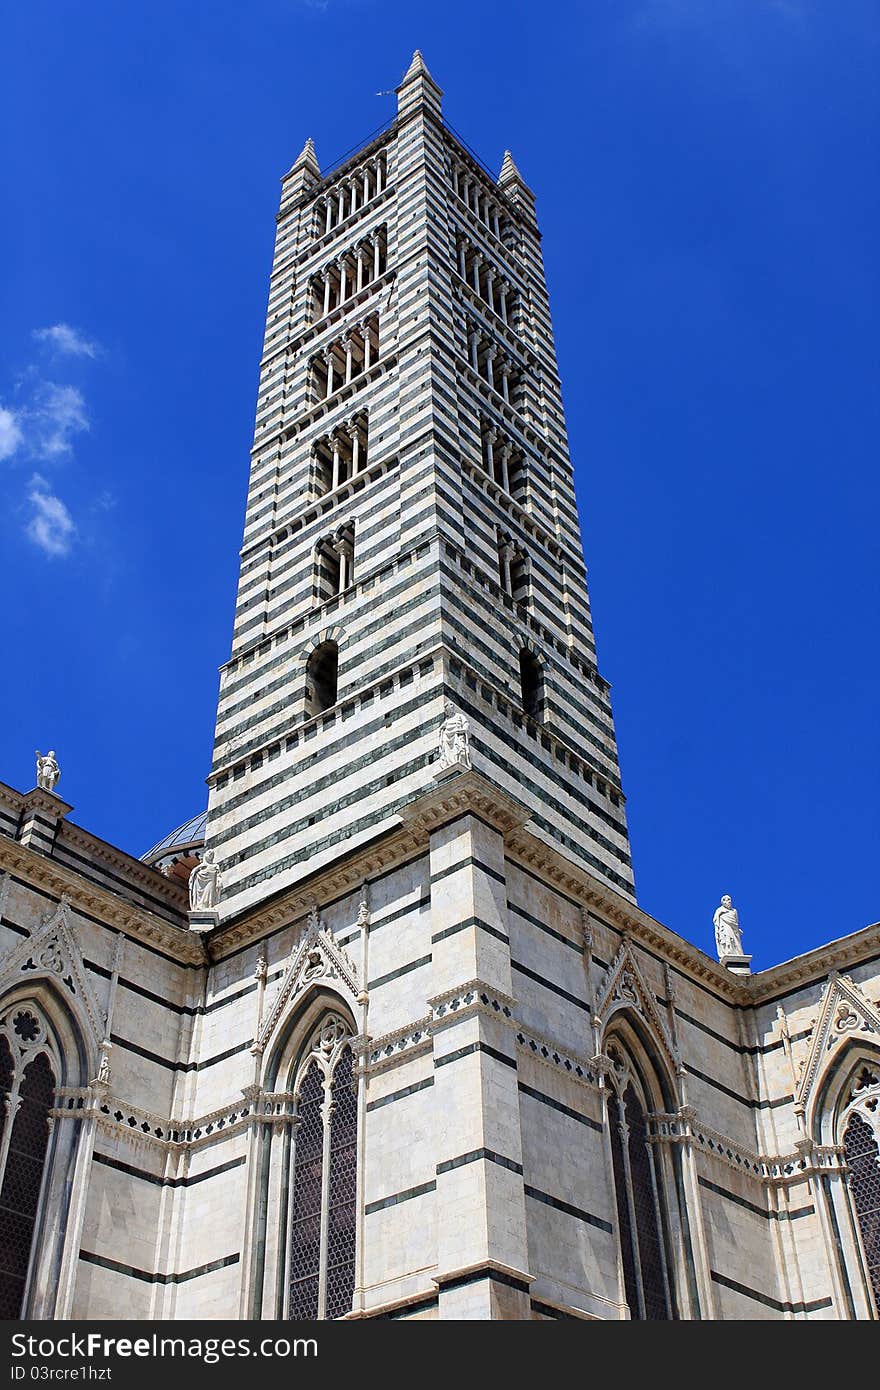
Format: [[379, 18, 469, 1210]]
[[0, 987, 87, 1319], [813, 1040, 880, 1318], [601, 1022, 684, 1321]]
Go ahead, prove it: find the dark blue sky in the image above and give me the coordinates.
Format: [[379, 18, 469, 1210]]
[[1, 2, 877, 968]]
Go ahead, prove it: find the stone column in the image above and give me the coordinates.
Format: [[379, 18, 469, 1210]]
[[331, 435, 343, 491], [323, 271, 332, 317], [427, 808, 531, 1319], [343, 334, 353, 385], [324, 350, 335, 398], [348, 420, 361, 475], [372, 233, 381, 281], [485, 343, 496, 391], [484, 426, 497, 476], [499, 444, 512, 493], [356, 247, 365, 293], [338, 257, 348, 305]]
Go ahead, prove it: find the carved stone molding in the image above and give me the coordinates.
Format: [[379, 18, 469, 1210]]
[[0, 895, 108, 1053], [428, 979, 516, 1031], [594, 937, 679, 1080], [366, 1018, 433, 1074], [794, 971, 880, 1121], [0, 839, 204, 966], [256, 907, 360, 1060]]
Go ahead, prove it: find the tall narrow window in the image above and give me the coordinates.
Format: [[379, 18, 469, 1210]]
[[844, 1113, 880, 1310], [519, 648, 542, 720], [0, 1010, 57, 1319], [325, 1046, 357, 1320], [288, 1062, 324, 1320], [608, 1075, 672, 1320], [838, 1064, 880, 1313], [287, 1016, 357, 1321], [306, 641, 339, 718]]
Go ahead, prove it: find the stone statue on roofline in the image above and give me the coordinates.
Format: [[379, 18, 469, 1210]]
[[713, 894, 751, 974], [35, 749, 60, 793], [189, 850, 221, 912]]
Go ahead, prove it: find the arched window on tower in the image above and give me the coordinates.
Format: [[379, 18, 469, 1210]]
[[605, 1042, 673, 1320], [519, 648, 542, 721], [305, 641, 339, 718], [0, 1006, 58, 1319], [287, 1015, 357, 1321]]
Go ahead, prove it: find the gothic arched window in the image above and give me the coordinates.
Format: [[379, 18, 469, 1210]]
[[0, 1007, 58, 1318], [837, 1063, 880, 1314], [287, 1015, 357, 1321], [607, 1048, 673, 1320]]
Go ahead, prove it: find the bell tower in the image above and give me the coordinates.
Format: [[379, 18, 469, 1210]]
[[205, 51, 634, 920]]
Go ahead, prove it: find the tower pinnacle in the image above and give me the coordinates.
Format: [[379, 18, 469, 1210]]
[[289, 137, 319, 176], [396, 49, 442, 117]]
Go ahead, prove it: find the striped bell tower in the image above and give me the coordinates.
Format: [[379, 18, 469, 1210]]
[[205, 51, 634, 921]]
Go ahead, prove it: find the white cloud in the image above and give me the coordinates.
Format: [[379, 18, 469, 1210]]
[[31, 383, 89, 459], [0, 405, 23, 461], [32, 323, 100, 359], [25, 474, 76, 558]]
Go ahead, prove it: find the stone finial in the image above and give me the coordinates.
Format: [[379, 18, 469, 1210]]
[[400, 50, 434, 85], [498, 150, 523, 185], [396, 49, 442, 117], [35, 749, 60, 793], [498, 149, 536, 218], [291, 137, 320, 175]]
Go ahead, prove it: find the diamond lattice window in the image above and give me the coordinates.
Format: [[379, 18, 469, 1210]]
[[609, 1073, 672, 1319], [287, 1018, 357, 1320], [844, 1110, 880, 1310], [0, 1015, 56, 1319]]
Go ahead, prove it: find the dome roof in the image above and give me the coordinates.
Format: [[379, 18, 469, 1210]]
[[143, 811, 207, 861]]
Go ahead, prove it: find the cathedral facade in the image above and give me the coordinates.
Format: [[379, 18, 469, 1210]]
[[0, 54, 878, 1321]]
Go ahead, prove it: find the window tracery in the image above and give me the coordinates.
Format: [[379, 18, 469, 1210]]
[[606, 1041, 673, 1320], [840, 1063, 880, 1311], [0, 1004, 58, 1318], [287, 1014, 357, 1321]]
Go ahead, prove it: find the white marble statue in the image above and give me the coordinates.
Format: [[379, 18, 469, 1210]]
[[437, 703, 471, 772], [189, 850, 221, 912], [35, 749, 60, 793], [713, 895, 743, 958]]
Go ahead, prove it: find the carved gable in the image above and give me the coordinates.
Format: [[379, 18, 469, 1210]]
[[594, 937, 678, 1075], [256, 907, 360, 1055], [0, 895, 106, 1051], [795, 972, 880, 1118]]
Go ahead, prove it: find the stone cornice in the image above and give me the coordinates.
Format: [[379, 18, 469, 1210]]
[[0, 837, 204, 967], [746, 923, 880, 1005], [17, 786, 74, 819], [194, 769, 877, 998], [207, 821, 429, 962], [58, 820, 189, 913], [208, 772, 531, 962]]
